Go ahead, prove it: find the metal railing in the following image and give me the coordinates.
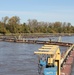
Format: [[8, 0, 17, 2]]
[[61, 44, 74, 67]]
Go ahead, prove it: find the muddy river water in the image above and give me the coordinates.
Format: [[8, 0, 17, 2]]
[[0, 36, 74, 75]]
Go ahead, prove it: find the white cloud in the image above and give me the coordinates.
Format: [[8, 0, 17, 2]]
[[0, 10, 74, 25], [0, 10, 73, 18]]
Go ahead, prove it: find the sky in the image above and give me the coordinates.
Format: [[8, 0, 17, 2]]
[[0, 0, 74, 25]]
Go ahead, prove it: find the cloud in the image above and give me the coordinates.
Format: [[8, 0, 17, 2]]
[[0, 10, 74, 24], [0, 10, 73, 18], [0, 10, 65, 17]]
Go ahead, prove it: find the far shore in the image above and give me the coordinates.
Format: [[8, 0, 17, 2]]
[[0, 33, 74, 38]]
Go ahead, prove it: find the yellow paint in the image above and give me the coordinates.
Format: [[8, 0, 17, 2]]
[[34, 45, 61, 75]]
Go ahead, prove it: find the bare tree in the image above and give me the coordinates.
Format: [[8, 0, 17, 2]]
[[2, 16, 9, 24]]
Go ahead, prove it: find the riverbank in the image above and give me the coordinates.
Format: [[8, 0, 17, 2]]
[[0, 33, 74, 38]]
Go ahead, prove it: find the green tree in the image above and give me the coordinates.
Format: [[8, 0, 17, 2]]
[[8, 16, 20, 25], [0, 22, 7, 34]]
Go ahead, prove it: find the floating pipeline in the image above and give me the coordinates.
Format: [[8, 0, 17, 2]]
[[0, 38, 73, 47]]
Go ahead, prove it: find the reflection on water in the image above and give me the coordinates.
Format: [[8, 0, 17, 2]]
[[0, 36, 74, 75]]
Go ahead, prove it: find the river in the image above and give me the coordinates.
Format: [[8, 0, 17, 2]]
[[0, 36, 74, 75]]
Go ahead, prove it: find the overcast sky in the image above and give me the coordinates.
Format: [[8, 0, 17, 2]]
[[0, 0, 74, 25]]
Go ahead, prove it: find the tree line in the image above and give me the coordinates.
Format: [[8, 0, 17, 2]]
[[0, 16, 74, 34]]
